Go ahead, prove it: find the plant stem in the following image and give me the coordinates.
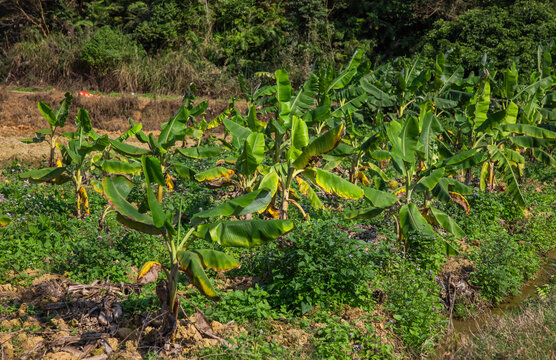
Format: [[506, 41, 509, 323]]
[[405, 164, 412, 205], [274, 132, 282, 164], [74, 169, 82, 217], [280, 166, 295, 219], [165, 234, 180, 319], [49, 135, 56, 167]]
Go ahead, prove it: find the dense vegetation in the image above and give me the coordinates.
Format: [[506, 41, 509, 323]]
[[0, 43, 555, 358], [1, 0, 555, 95]]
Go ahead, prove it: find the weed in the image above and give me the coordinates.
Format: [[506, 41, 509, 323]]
[[259, 219, 375, 314]]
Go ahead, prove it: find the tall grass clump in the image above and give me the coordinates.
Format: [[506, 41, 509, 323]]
[[448, 279, 556, 359], [4, 29, 84, 86]]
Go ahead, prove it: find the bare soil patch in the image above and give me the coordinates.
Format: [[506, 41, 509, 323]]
[[0, 87, 239, 165], [0, 272, 251, 359]]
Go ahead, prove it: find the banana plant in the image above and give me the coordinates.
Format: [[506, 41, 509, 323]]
[[102, 156, 293, 341], [107, 105, 206, 201], [347, 113, 473, 251], [263, 70, 365, 219], [185, 69, 365, 219], [20, 109, 109, 217], [447, 73, 555, 204], [21, 92, 73, 166]]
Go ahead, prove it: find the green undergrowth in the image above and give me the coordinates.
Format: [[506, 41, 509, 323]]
[[0, 160, 555, 358]]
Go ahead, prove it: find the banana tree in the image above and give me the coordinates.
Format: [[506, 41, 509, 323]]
[[107, 106, 206, 201], [263, 70, 365, 219], [184, 69, 365, 219], [347, 113, 473, 251], [21, 92, 73, 166], [447, 73, 555, 204], [102, 156, 293, 341], [20, 109, 109, 217]]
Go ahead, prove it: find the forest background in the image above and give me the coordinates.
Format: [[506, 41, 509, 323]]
[[1, 0, 555, 96]]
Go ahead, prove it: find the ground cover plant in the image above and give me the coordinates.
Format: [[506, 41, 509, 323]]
[[0, 47, 555, 359]]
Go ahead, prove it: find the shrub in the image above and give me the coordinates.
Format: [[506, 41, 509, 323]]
[[205, 286, 278, 324], [376, 256, 446, 352], [259, 219, 375, 314], [421, 0, 556, 76], [81, 26, 145, 73], [469, 234, 538, 303]]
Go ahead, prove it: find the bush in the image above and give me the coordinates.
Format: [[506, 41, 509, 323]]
[[449, 190, 523, 241], [420, 0, 556, 76], [205, 286, 278, 323], [81, 26, 145, 73], [376, 257, 446, 352], [258, 219, 375, 314], [469, 234, 539, 303]]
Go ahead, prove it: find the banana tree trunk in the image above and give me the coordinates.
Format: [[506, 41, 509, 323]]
[[488, 162, 495, 191], [280, 168, 294, 219], [465, 168, 473, 185], [349, 154, 358, 184], [49, 136, 57, 167], [74, 170, 82, 218]]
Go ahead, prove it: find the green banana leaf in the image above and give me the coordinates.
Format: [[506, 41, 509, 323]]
[[258, 170, 280, 196], [192, 189, 272, 222], [178, 146, 222, 159], [429, 206, 466, 239], [291, 73, 317, 117], [178, 250, 218, 297], [363, 187, 398, 208], [490, 146, 526, 208], [345, 207, 385, 220], [472, 81, 490, 130], [223, 118, 252, 148], [191, 249, 240, 272], [360, 75, 395, 107], [173, 163, 196, 180], [399, 203, 436, 238], [304, 168, 364, 200], [414, 168, 445, 192], [291, 116, 309, 149], [275, 69, 292, 122], [296, 176, 323, 209], [109, 139, 150, 157], [142, 156, 168, 228], [500, 124, 556, 139], [387, 117, 419, 164], [196, 220, 294, 248], [237, 132, 265, 175], [38, 102, 57, 128], [97, 159, 141, 174], [293, 123, 345, 169], [142, 156, 164, 187], [20, 167, 66, 182], [102, 176, 164, 234]]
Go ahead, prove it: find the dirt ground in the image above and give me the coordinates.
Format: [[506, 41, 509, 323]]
[[0, 87, 237, 165], [0, 271, 253, 359]]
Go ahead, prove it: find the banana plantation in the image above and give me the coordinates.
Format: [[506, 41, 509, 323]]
[[0, 45, 555, 359]]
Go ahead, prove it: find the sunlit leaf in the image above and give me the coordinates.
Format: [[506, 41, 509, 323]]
[[195, 167, 235, 182], [196, 220, 294, 248], [178, 251, 218, 298], [192, 249, 240, 271]]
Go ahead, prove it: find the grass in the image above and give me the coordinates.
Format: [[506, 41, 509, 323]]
[[448, 277, 556, 359], [10, 86, 54, 93]]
